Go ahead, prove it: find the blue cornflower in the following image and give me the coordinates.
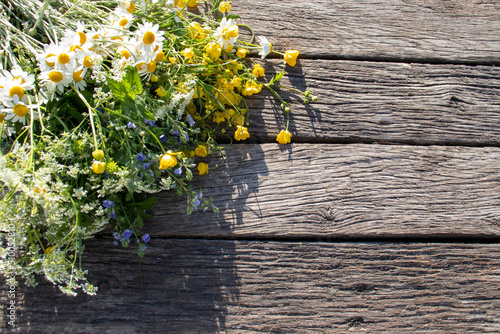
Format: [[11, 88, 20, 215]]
[[122, 229, 133, 239], [103, 200, 114, 208], [127, 121, 136, 129], [144, 119, 155, 126], [159, 134, 167, 142], [142, 233, 150, 243], [186, 114, 195, 126], [136, 152, 147, 162]]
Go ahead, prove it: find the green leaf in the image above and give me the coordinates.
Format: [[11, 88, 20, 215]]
[[136, 196, 158, 211], [122, 66, 143, 98], [106, 77, 127, 100], [225, 14, 241, 20], [269, 69, 286, 86]]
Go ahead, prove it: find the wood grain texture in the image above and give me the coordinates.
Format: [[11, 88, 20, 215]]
[[3, 240, 499, 333], [230, 0, 500, 63], [147, 143, 500, 238], [245, 59, 500, 145]]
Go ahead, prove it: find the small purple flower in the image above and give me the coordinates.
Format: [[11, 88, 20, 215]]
[[141, 245, 147, 252], [110, 209, 116, 219], [127, 121, 136, 129], [113, 241, 119, 246], [174, 168, 182, 175], [143, 162, 152, 170], [123, 229, 133, 239], [170, 129, 180, 136], [136, 152, 147, 162], [113, 232, 121, 240], [142, 233, 150, 243], [96, 107, 103, 113], [186, 114, 195, 126], [159, 134, 167, 142], [193, 198, 201, 209], [103, 200, 115, 208], [181, 132, 189, 142], [144, 119, 155, 126]]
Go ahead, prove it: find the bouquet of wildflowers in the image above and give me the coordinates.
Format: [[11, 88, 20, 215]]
[[0, 0, 313, 295]]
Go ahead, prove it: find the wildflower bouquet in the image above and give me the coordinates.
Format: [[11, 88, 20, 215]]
[[0, 0, 313, 295]]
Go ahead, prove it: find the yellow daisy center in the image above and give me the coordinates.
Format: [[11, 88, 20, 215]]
[[77, 32, 87, 45], [45, 54, 56, 67], [13, 76, 26, 84], [127, 3, 135, 14], [9, 86, 24, 99], [13, 104, 28, 117], [48, 71, 64, 83], [143, 31, 156, 45], [70, 45, 83, 52], [73, 70, 84, 82], [155, 51, 165, 62], [146, 61, 156, 73], [120, 49, 131, 59], [119, 18, 129, 27], [58, 53, 71, 64], [84, 56, 93, 68]]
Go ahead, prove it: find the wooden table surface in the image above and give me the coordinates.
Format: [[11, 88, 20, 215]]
[[3, 0, 500, 332]]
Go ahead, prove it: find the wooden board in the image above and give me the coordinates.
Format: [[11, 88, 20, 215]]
[[148, 143, 500, 239], [5, 240, 500, 333], [231, 0, 500, 63], [246, 59, 500, 145]]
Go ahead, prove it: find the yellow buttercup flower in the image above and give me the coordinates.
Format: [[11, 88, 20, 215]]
[[182, 47, 195, 59], [195, 145, 208, 157], [219, 1, 232, 13], [234, 125, 249, 141], [252, 64, 265, 78], [198, 162, 208, 175], [188, 0, 199, 7], [205, 43, 221, 60], [284, 50, 300, 67], [276, 130, 292, 144], [155, 87, 167, 97], [159, 151, 178, 169], [45, 246, 54, 254], [236, 48, 248, 58], [92, 161, 106, 174]]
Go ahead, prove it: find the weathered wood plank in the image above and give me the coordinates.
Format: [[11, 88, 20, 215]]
[[231, 0, 500, 63], [148, 143, 500, 238], [4, 240, 499, 333], [247, 59, 500, 145]]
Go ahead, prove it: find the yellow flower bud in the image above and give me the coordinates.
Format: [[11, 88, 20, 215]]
[[276, 130, 292, 144], [198, 162, 208, 175], [234, 125, 250, 141], [284, 50, 300, 67], [252, 64, 265, 78], [92, 149, 105, 161]]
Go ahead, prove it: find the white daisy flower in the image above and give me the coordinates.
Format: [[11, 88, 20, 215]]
[[36, 43, 61, 71], [136, 20, 165, 56], [118, 0, 136, 14], [66, 60, 87, 91], [1, 67, 35, 87], [39, 68, 72, 93], [2, 94, 38, 124], [215, 17, 239, 50], [74, 48, 101, 77], [44, 44, 76, 70], [257, 36, 273, 59], [1, 77, 35, 104], [111, 8, 135, 30]]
